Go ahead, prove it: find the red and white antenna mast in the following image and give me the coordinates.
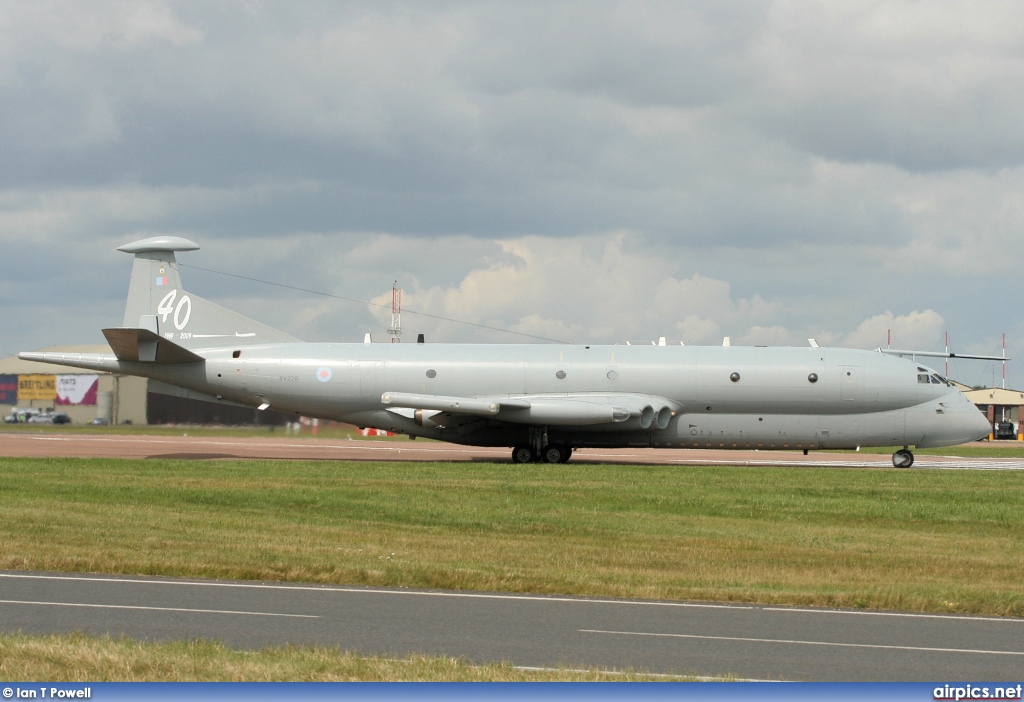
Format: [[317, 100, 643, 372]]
[[945, 331, 949, 378], [388, 281, 402, 343], [1002, 332, 1006, 389]]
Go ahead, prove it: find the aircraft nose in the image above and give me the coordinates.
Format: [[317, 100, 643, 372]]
[[952, 395, 991, 443], [966, 403, 992, 441]]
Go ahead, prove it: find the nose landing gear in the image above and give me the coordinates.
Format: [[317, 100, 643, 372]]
[[892, 448, 914, 468]]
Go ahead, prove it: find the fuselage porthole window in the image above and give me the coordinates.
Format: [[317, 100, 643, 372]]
[[426, 369, 437, 379]]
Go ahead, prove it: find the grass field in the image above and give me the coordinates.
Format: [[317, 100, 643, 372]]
[[0, 632, 691, 681], [1, 455, 1022, 617]]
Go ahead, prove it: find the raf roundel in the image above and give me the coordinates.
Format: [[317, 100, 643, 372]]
[[316, 367, 332, 383]]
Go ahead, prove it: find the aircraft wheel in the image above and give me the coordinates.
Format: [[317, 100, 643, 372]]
[[892, 449, 914, 468], [512, 444, 535, 464], [541, 444, 569, 464]]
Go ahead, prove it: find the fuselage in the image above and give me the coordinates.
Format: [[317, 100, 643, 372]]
[[117, 341, 988, 452]]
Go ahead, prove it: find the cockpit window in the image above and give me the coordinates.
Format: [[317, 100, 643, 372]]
[[918, 371, 950, 386]]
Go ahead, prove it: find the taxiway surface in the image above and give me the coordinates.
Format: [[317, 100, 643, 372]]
[[1, 432, 1023, 470], [1, 571, 1022, 681]]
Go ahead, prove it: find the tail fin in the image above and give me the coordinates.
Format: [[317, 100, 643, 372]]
[[114, 236, 299, 351]]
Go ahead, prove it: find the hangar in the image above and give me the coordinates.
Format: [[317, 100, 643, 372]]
[[961, 386, 1024, 441]]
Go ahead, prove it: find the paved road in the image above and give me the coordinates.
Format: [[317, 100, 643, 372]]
[[1, 571, 1022, 681], [2, 432, 1024, 469]]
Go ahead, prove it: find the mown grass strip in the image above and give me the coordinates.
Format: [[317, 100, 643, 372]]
[[0, 632, 695, 681], [0, 457, 1021, 616]]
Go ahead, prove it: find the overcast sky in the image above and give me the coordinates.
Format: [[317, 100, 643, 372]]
[[2, 1, 1022, 387]]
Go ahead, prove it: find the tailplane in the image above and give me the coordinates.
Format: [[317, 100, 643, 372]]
[[113, 236, 299, 353]]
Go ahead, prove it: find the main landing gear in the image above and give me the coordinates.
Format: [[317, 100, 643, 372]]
[[511, 444, 535, 464], [892, 448, 914, 468], [540, 443, 572, 464], [511, 443, 573, 464], [512, 426, 572, 464]]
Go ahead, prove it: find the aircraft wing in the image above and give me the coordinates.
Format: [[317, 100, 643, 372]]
[[381, 391, 682, 428]]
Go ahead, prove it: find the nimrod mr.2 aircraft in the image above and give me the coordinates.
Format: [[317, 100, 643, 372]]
[[20, 236, 991, 467]]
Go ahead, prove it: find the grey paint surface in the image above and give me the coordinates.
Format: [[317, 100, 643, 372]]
[[1, 571, 1021, 681]]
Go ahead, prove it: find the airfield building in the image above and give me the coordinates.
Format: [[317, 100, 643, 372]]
[[961, 386, 1024, 441]]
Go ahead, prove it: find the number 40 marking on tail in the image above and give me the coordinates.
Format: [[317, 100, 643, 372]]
[[157, 290, 192, 330]]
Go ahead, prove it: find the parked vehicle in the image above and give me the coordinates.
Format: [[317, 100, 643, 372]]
[[27, 412, 71, 425], [4, 408, 42, 423], [994, 421, 1016, 440]]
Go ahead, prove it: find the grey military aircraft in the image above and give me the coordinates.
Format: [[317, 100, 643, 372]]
[[20, 236, 991, 467]]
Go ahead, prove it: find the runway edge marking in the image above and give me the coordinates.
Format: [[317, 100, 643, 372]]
[[0, 598, 318, 618], [0, 572, 750, 610], [5, 573, 1024, 623], [580, 629, 1024, 656], [761, 606, 1024, 623]]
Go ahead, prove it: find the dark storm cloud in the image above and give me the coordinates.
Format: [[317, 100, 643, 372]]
[[452, 2, 766, 107], [0, 1, 822, 246]]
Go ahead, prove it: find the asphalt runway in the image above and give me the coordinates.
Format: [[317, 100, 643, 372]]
[[2, 432, 1024, 469], [1, 571, 1022, 681]]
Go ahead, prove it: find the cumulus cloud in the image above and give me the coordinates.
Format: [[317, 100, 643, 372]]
[[830, 309, 946, 351], [365, 233, 774, 344], [360, 232, 940, 350]]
